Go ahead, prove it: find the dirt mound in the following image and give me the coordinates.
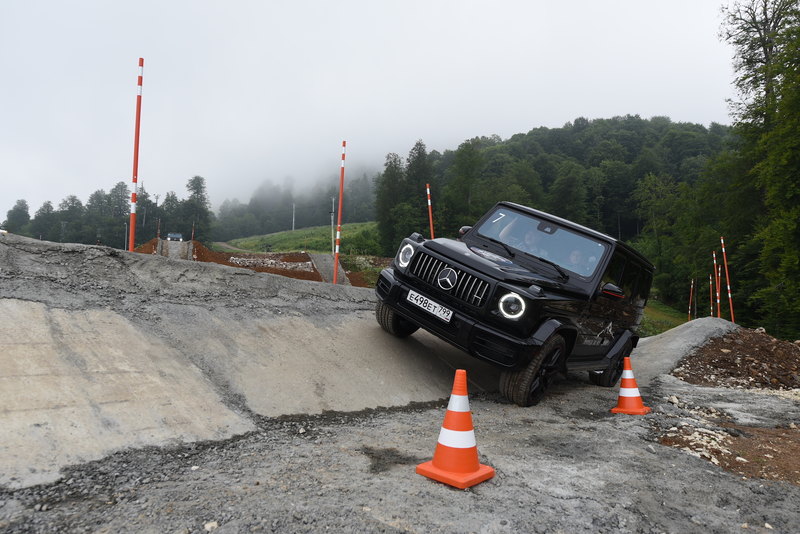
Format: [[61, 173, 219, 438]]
[[135, 239, 324, 282], [660, 325, 800, 486], [673, 326, 800, 390]]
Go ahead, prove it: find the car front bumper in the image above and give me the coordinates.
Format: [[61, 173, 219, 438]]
[[375, 268, 541, 369]]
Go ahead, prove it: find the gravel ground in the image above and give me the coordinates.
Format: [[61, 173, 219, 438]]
[[3, 386, 798, 534], [1, 233, 799, 533]]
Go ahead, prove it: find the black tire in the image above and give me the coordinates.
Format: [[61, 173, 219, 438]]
[[375, 300, 419, 338], [588, 340, 632, 387], [499, 334, 566, 407]]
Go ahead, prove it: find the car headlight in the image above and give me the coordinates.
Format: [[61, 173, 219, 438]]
[[396, 243, 415, 268], [498, 292, 526, 319]]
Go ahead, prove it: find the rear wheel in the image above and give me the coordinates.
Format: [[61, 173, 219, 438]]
[[375, 300, 419, 338], [499, 334, 566, 407], [588, 340, 632, 387]]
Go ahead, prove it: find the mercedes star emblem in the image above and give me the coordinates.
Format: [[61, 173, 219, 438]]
[[437, 267, 458, 291]]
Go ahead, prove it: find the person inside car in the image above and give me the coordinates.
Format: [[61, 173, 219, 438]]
[[522, 229, 548, 258]]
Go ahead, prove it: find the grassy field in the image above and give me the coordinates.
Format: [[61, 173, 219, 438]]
[[640, 299, 686, 337], [224, 222, 377, 254]]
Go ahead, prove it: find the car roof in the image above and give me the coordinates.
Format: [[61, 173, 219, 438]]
[[495, 201, 655, 271]]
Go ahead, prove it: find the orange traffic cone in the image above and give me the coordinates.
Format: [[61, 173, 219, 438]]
[[610, 356, 652, 415], [416, 369, 495, 489]]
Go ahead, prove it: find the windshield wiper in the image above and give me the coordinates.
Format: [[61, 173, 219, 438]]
[[484, 237, 516, 258], [520, 252, 570, 282]]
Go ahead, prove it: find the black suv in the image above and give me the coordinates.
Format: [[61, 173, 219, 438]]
[[375, 201, 654, 406]]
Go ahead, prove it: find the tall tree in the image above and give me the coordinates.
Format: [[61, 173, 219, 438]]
[[4, 199, 30, 233], [750, 6, 800, 336], [722, 0, 799, 128], [404, 140, 433, 234], [375, 153, 406, 254], [441, 138, 485, 234], [184, 175, 213, 241]]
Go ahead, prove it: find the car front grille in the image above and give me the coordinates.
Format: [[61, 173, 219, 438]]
[[409, 251, 490, 307]]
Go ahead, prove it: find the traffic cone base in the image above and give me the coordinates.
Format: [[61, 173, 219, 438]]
[[610, 357, 652, 415], [416, 456, 495, 490], [417, 369, 495, 489]]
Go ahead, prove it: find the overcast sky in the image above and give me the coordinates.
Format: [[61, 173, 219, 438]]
[[1, 1, 736, 219]]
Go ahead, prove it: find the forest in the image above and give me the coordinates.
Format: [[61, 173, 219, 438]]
[[3, 1, 798, 339]]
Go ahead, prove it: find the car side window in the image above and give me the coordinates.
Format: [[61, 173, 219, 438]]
[[633, 269, 652, 306], [620, 259, 641, 301], [601, 252, 626, 287]]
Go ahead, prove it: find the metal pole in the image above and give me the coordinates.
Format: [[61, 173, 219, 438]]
[[712, 251, 721, 318], [333, 141, 346, 284], [128, 58, 144, 251], [426, 183, 435, 239], [687, 278, 694, 321], [709, 274, 713, 316], [720, 237, 735, 323]]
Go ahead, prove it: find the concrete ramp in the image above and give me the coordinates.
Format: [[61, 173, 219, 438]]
[[157, 308, 498, 417], [155, 238, 194, 259], [0, 299, 254, 489], [0, 233, 497, 488]]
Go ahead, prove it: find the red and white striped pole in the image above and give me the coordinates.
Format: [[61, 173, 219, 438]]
[[720, 237, 735, 323], [128, 57, 144, 251], [712, 251, 721, 318], [426, 183, 435, 239], [709, 274, 714, 316], [687, 278, 694, 321], [333, 141, 346, 285]]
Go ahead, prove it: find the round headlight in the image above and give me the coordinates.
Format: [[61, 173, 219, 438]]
[[498, 292, 526, 319], [397, 243, 415, 268]]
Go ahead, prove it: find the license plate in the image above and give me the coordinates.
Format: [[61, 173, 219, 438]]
[[406, 290, 453, 323]]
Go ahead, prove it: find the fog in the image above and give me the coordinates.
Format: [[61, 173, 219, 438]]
[[0, 0, 735, 218]]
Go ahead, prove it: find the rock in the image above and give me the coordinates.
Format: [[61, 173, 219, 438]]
[[204, 520, 219, 531]]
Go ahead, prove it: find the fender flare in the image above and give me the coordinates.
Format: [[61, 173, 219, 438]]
[[531, 318, 563, 346], [602, 329, 638, 365]]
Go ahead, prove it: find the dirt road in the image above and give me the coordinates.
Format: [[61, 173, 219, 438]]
[[1, 233, 798, 533]]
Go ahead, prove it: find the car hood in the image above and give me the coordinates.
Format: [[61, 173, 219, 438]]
[[423, 238, 580, 293]]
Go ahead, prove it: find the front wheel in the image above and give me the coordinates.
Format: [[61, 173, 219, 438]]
[[499, 334, 566, 407], [375, 300, 419, 338]]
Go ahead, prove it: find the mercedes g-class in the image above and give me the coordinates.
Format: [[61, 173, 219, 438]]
[[375, 201, 654, 406]]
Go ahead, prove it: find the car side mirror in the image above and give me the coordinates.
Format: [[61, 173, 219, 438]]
[[600, 282, 625, 300], [458, 226, 472, 240]]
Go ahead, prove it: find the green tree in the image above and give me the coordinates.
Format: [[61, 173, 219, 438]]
[[375, 153, 407, 255], [4, 199, 30, 233], [29, 201, 57, 241], [722, 0, 799, 127], [546, 161, 588, 224], [184, 175, 213, 241], [441, 138, 485, 234], [404, 140, 434, 235], [750, 9, 800, 336]]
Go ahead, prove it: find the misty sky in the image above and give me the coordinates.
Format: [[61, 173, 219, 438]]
[[0, 1, 736, 219]]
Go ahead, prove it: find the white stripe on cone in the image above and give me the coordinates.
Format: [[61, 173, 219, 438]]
[[622, 370, 635, 379], [447, 394, 470, 412], [619, 387, 641, 397], [437, 427, 477, 449]]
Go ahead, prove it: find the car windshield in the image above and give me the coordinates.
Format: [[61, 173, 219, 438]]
[[474, 207, 608, 278]]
